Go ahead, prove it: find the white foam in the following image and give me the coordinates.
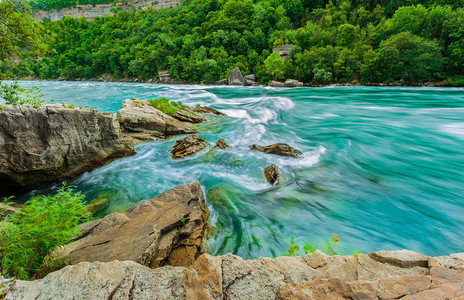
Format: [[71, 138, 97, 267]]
[[441, 123, 464, 139]]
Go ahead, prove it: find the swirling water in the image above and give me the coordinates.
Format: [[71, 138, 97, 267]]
[[12, 81, 464, 258]]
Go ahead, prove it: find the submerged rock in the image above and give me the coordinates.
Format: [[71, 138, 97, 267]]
[[264, 164, 280, 184], [0, 104, 135, 196], [117, 98, 196, 140], [228, 67, 245, 86], [215, 138, 229, 149], [249, 143, 302, 158], [171, 135, 209, 159], [59, 181, 210, 269], [5, 250, 464, 299]]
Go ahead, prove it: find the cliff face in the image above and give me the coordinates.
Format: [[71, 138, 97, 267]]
[[0, 104, 134, 195], [2, 250, 464, 299], [33, 0, 181, 22]]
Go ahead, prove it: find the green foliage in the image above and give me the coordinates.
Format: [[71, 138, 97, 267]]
[[0, 81, 44, 107], [284, 234, 341, 257], [148, 97, 183, 115], [0, 184, 91, 280], [3, 0, 464, 84]]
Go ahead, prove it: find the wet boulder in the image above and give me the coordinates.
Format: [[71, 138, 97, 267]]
[[264, 164, 280, 184], [215, 138, 229, 149], [249, 143, 302, 158], [171, 135, 209, 159], [194, 106, 225, 116]]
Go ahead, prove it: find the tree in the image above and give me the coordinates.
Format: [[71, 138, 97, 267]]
[[0, 0, 39, 62], [263, 51, 285, 80]]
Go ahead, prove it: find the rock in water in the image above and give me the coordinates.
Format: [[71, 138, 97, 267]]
[[228, 67, 245, 85], [171, 135, 209, 159], [0, 105, 135, 195], [249, 143, 302, 158], [117, 98, 196, 140], [285, 79, 304, 87], [215, 138, 229, 149], [264, 164, 280, 184], [270, 80, 285, 87], [60, 181, 210, 269], [195, 106, 225, 116]]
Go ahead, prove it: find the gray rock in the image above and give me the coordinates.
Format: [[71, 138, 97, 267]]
[[117, 98, 196, 140], [228, 67, 245, 86], [272, 44, 294, 60], [270, 80, 285, 87], [158, 70, 172, 83], [285, 79, 304, 87], [171, 135, 209, 159], [59, 181, 210, 269], [217, 79, 228, 85], [244, 74, 256, 82], [0, 105, 135, 195]]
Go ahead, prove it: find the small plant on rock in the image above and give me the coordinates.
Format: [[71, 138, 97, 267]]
[[284, 234, 341, 257]]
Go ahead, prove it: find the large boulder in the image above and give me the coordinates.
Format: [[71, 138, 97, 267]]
[[5, 250, 464, 299], [285, 79, 304, 87], [60, 181, 210, 269], [249, 143, 302, 158], [228, 67, 245, 86], [0, 104, 135, 196], [171, 135, 209, 159], [270, 80, 285, 87], [117, 98, 197, 140]]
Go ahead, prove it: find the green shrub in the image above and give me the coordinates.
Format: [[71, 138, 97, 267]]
[[0, 184, 91, 280], [284, 234, 341, 257], [0, 81, 44, 107], [148, 97, 184, 116]]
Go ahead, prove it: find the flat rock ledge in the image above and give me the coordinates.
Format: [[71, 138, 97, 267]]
[[3, 249, 464, 299], [0, 104, 135, 195], [58, 181, 210, 269]]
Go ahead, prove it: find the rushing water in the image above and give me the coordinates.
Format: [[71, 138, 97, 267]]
[[11, 81, 464, 258]]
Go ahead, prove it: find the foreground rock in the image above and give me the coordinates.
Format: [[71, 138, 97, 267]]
[[60, 181, 210, 269], [171, 135, 209, 159], [264, 164, 280, 184], [249, 143, 302, 158], [0, 105, 135, 195], [5, 250, 464, 299], [117, 98, 197, 141], [228, 67, 245, 85]]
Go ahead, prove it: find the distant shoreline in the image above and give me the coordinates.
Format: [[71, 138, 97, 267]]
[[6, 77, 463, 88]]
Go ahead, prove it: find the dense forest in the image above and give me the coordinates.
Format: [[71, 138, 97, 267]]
[[3, 0, 464, 85]]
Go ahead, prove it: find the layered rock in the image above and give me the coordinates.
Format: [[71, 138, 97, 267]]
[[228, 67, 246, 86], [249, 143, 302, 158], [171, 135, 209, 159], [117, 98, 196, 141], [60, 181, 210, 269], [4, 250, 464, 299], [0, 105, 135, 195]]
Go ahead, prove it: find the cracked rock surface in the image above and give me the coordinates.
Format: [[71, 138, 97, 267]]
[[0, 104, 135, 195], [4, 249, 464, 299], [58, 181, 210, 269]]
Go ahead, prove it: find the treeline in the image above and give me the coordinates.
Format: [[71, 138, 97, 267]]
[[5, 0, 464, 85], [29, 0, 116, 12]]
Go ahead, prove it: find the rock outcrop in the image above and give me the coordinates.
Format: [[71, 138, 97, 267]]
[[194, 106, 225, 116], [264, 164, 280, 184], [4, 250, 464, 299], [0, 105, 135, 196], [158, 70, 172, 83], [249, 143, 302, 158], [228, 67, 246, 86], [272, 44, 294, 60], [171, 135, 209, 159], [60, 181, 210, 269], [215, 138, 229, 149], [117, 98, 196, 141]]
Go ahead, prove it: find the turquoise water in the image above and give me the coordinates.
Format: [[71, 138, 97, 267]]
[[12, 81, 464, 258]]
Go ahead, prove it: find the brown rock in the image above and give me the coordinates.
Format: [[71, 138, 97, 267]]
[[195, 106, 225, 116], [215, 138, 228, 149], [368, 250, 428, 268], [171, 135, 209, 159], [270, 80, 285, 87], [60, 181, 210, 269], [264, 164, 280, 184], [117, 98, 196, 139], [249, 143, 302, 158], [173, 108, 205, 123], [0, 105, 135, 196]]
